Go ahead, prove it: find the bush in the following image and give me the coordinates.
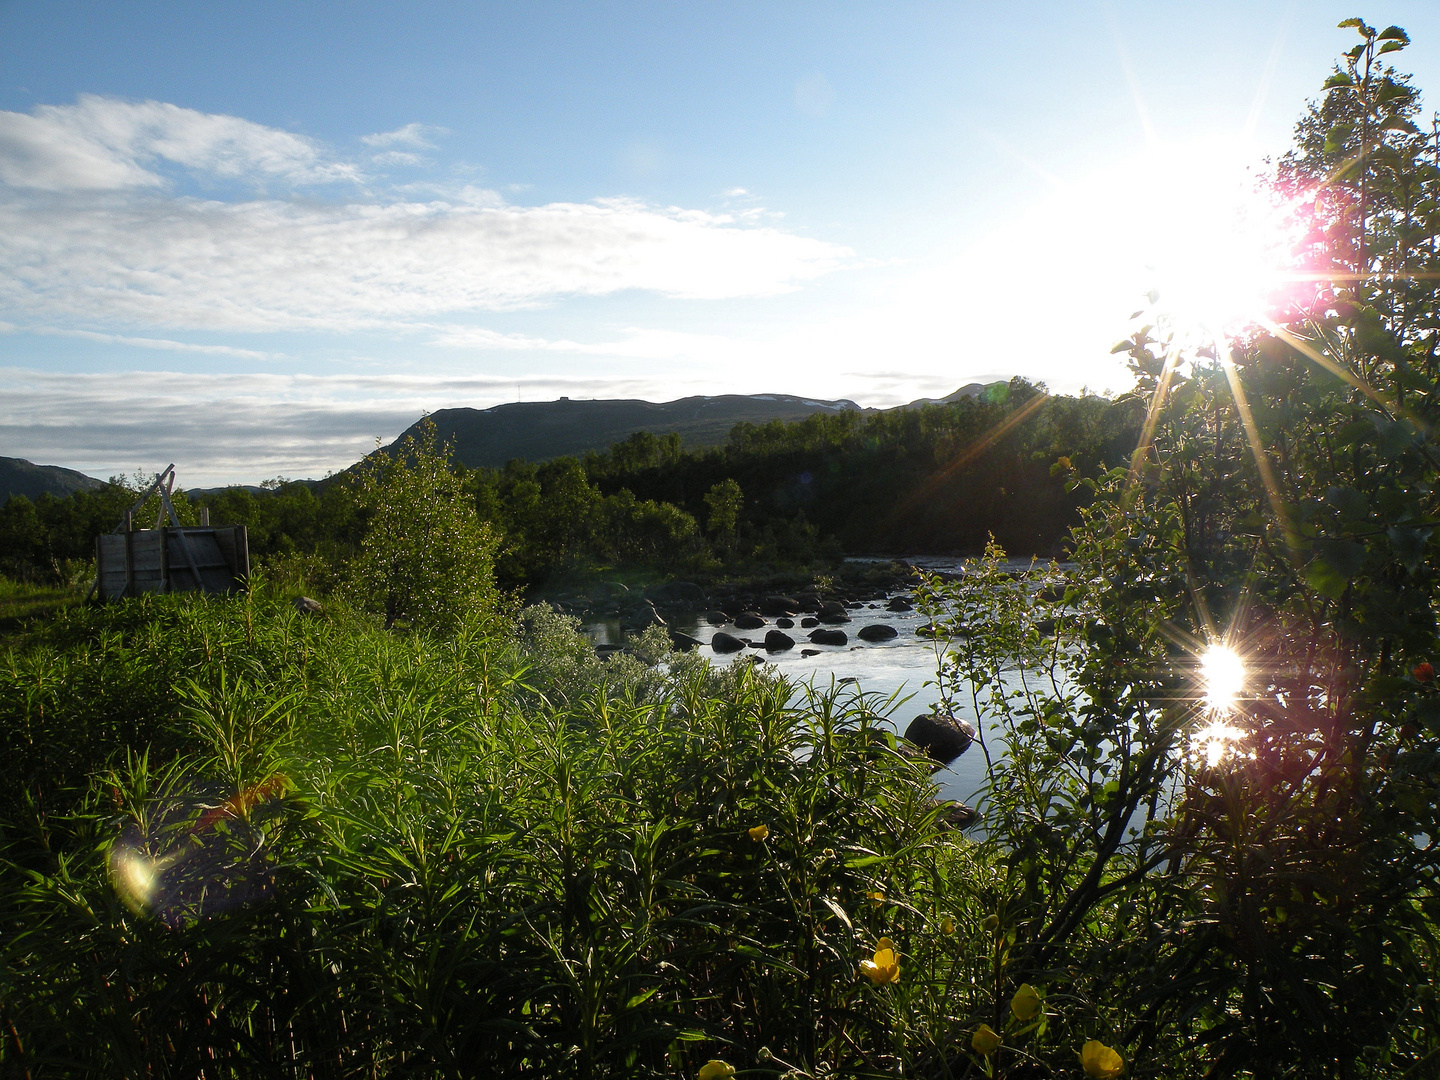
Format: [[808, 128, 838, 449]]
[[346, 417, 502, 635]]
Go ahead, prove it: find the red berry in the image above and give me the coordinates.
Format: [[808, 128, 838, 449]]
[[1414, 662, 1434, 682]]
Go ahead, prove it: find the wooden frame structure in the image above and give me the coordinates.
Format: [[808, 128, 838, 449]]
[[91, 464, 249, 601]]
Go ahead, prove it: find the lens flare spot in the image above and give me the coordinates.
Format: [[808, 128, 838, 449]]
[[1191, 719, 1248, 767], [108, 846, 158, 914], [1200, 645, 1245, 714]]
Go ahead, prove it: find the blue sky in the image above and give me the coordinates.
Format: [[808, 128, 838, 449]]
[[2, 1, 1437, 484]]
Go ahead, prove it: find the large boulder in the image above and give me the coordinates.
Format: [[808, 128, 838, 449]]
[[903, 710, 978, 766], [775, 617, 794, 629], [764, 629, 795, 651], [858, 623, 899, 642], [800, 616, 819, 628], [885, 595, 914, 612], [808, 628, 848, 646], [734, 611, 766, 630], [796, 594, 824, 613], [761, 595, 799, 616], [668, 630, 704, 651], [706, 610, 730, 625], [294, 596, 324, 616], [711, 631, 747, 654], [817, 601, 851, 624]]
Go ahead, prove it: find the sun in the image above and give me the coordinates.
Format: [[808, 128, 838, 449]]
[[1121, 141, 1305, 342]]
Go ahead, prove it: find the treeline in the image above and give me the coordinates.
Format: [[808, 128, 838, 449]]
[[0, 378, 1143, 591]]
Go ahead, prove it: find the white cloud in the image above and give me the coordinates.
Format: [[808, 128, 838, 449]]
[[9, 324, 277, 360], [360, 122, 444, 149], [0, 95, 355, 190], [0, 189, 852, 331], [371, 150, 423, 167], [0, 98, 851, 343]]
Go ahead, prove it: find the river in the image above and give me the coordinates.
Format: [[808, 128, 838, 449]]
[[585, 556, 1052, 806]]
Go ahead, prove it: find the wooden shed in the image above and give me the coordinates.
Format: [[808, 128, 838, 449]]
[[95, 526, 250, 600], [91, 463, 250, 601]]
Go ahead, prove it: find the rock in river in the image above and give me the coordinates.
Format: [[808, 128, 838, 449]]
[[668, 630, 704, 651], [808, 628, 848, 646], [903, 710, 978, 767], [858, 623, 899, 642], [764, 629, 795, 651], [711, 631, 747, 654], [733, 611, 766, 630]]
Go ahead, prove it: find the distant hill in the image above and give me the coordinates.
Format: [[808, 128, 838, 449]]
[[386, 393, 866, 469], [0, 457, 106, 504], [896, 383, 987, 410]]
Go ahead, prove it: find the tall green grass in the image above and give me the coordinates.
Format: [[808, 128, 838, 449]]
[[1, 593, 993, 1078]]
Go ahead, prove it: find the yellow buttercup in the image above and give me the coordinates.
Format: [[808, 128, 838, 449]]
[[1081, 1040, 1123, 1078], [859, 937, 900, 984], [972, 1024, 1001, 1055]]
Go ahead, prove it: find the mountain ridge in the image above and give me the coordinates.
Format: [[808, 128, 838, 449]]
[[385, 386, 989, 469], [0, 457, 107, 504]]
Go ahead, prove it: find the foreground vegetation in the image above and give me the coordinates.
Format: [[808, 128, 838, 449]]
[[4, 18, 1440, 1079]]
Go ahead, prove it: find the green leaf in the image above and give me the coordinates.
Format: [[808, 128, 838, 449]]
[[625, 987, 660, 1010], [1316, 537, 1366, 578], [1387, 526, 1432, 573], [1377, 25, 1410, 43], [1374, 416, 1419, 459], [1306, 558, 1350, 599], [1378, 40, 1407, 55], [1324, 72, 1356, 89]]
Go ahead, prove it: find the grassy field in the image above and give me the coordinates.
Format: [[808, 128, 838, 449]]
[[0, 577, 87, 636]]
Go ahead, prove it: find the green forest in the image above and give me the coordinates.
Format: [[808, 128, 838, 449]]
[[0, 376, 1140, 600], [4, 18, 1440, 1079]]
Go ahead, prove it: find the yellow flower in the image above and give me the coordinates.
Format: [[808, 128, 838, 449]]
[[982, 913, 1000, 932], [1081, 1040, 1124, 1079], [972, 1024, 1002, 1055], [866, 890, 886, 906], [859, 937, 900, 985], [940, 916, 956, 935], [698, 1060, 736, 1080], [747, 824, 769, 841], [1010, 982, 1042, 1021]]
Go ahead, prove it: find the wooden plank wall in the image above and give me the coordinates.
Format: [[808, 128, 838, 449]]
[[96, 526, 249, 601]]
